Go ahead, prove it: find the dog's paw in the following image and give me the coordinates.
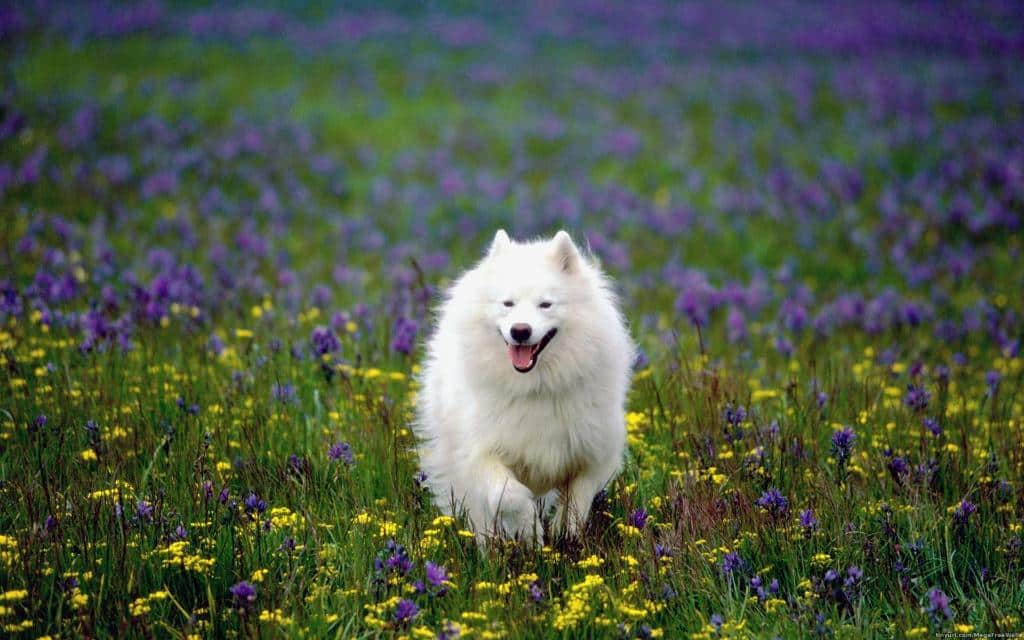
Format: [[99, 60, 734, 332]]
[[551, 502, 582, 539], [488, 481, 541, 542]]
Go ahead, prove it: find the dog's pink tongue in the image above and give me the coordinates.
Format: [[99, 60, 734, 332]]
[[508, 344, 533, 369]]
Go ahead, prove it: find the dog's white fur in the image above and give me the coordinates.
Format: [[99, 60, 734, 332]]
[[414, 230, 634, 543]]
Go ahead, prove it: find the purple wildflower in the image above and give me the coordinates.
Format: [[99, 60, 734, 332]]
[[425, 561, 448, 588], [413, 470, 428, 490], [529, 581, 544, 602], [831, 427, 856, 467], [310, 325, 340, 356], [799, 509, 819, 536], [375, 540, 413, 576], [390, 317, 418, 355], [923, 418, 943, 437], [952, 499, 977, 528], [756, 487, 789, 519], [774, 335, 793, 358], [720, 551, 744, 576], [393, 598, 419, 624], [887, 456, 909, 483], [723, 405, 746, 427], [207, 333, 225, 355], [816, 391, 828, 410], [328, 442, 354, 465], [676, 284, 711, 328], [927, 587, 952, 620], [230, 581, 257, 611], [271, 382, 297, 404], [904, 384, 931, 412], [627, 508, 649, 530], [844, 566, 862, 587], [726, 306, 747, 343], [285, 451, 299, 468], [985, 370, 1001, 396], [750, 576, 766, 600], [710, 614, 724, 630], [243, 492, 267, 515], [136, 500, 154, 522]]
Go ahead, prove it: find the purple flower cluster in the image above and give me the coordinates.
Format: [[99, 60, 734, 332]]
[[904, 384, 931, 412], [310, 325, 340, 356], [414, 561, 450, 597], [831, 427, 856, 470], [328, 442, 355, 465], [749, 575, 780, 601], [952, 499, 978, 529], [375, 540, 413, 577], [627, 508, 649, 530], [799, 509, 819, 538], [756, 487, 789, 520], [927, 587, 953, 620], [393, 598, 419, 625], [720, 551, 745, 577], [243, 492, 267, 517], [390, 317, 418, 355], [230, 581, 257, 612]]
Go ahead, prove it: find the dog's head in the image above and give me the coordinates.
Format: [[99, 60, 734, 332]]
[[478, 229, 585, 374]]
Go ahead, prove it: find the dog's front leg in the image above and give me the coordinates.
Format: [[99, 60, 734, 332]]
[[557, 459, 619, 539], [469, 458, 542, 544]]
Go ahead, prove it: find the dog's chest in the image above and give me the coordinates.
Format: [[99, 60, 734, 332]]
[[488, 393, 599, 494]]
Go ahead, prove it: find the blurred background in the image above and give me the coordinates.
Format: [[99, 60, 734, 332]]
[[2, 1, 1022, 354]]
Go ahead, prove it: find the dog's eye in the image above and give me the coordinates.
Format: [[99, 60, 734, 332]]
[[539, 301, 553, 309], [503, 300, 514, 307]]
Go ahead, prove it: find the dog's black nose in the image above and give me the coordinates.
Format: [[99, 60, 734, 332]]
[[510, 323, 532, 343]]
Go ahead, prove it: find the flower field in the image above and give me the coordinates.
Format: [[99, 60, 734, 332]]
[[1, 2, 1023, 638]]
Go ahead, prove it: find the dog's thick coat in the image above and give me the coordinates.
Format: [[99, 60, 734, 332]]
[[414, 230, 634, 542]]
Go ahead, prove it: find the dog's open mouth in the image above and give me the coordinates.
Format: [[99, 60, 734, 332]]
[[506, 328, 557, 373]]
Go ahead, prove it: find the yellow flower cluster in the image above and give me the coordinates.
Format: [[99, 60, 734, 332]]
[[551, 574, 608, 631], [87, 480, 135, 501], [129, 589, 170, 617], [351, 510, 400, 538], [267, 506, 303, 530], [2, 619, 33, 633], [259, 608, 294, 626], [0, 589, 28, 602], [153, 541, 215, 574], [0, 536, 18, 569], [690, 616, 748, 639]]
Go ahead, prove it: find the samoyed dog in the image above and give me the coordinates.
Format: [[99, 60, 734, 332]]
[[415, 230, 634, 543]]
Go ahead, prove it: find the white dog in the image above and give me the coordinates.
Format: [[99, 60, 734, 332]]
[[414, 230, 634, 543]]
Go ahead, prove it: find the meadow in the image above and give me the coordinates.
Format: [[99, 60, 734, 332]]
[[1, 2, 1023, 638]]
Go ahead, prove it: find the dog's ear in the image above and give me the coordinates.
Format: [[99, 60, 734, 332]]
[[487, 229, 511, 258], [551, 230, 580, 273]]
